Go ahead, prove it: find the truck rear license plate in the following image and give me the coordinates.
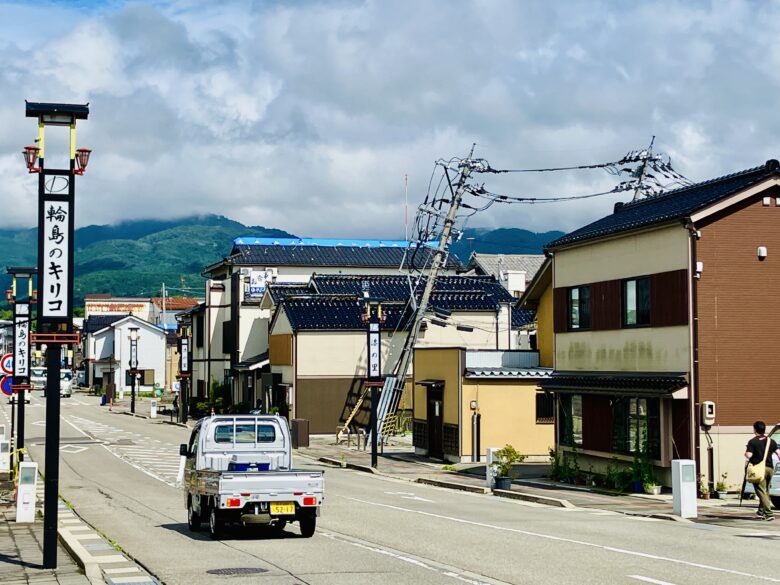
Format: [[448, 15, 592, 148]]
[[270, 502, 295, 515]]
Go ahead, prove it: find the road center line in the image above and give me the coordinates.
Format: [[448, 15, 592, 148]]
[[628, 576, 678, 585], [344, 496, 780, 583]]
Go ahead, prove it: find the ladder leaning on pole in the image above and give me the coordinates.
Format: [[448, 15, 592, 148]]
[[337, 384, 371, 443]]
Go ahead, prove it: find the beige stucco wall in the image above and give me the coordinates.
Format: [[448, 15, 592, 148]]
[[462, 379, 554, 460], [553, 225, 689, 287], [537, 285, 554, 367], [412, 348, 462, 424], [698, 427, 757, 493], [296, 331, 405, 378], [556, 326, 689, 372], [416, 312, 501, 349], [239, 305, 270, 362]]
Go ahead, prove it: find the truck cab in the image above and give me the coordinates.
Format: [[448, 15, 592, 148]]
[[181, 415, 323, 539]]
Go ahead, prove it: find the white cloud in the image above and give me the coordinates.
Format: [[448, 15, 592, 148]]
[[1, 0, 780, 240]]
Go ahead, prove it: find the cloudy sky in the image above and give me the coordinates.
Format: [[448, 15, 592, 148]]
[[1, 0, 779, 238]]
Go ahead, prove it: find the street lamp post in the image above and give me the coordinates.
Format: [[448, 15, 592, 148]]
[[129, 327, 139, 414], [24, 101, 91, 569], [6, 267, 37, 464]]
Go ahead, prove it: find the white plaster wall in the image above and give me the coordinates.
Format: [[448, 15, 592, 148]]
[[239, 305, 269, 361], [698, 426, 762, 493]]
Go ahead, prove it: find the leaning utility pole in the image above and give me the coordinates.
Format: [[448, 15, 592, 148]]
[[632, 136, 655, 202], [375, 145, 480, 440]]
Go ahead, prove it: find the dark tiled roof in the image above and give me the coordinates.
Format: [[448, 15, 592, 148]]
[[312, 274, 515, 311], [268, 284, 313, 304], [225, 243, 463, 270], [281, 298, 409, 331], [84, 314, 125, 334], [547, 160, 780, 248], [540, 371, 688, 396], [511, 308, 536, 328]]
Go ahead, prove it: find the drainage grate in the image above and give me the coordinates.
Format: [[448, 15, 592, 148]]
[[206, 568, 268, 576]]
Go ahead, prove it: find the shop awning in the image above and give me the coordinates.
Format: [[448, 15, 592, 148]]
[[233, 351, 269, 372], [416, 379, 445, 387], [539, 371, 689, 399]]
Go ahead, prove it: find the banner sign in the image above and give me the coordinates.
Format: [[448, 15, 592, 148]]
[[130, 339, 138, 369], [368, 322, 381, 379], [14, 304, 29, 378], [249, 269, 275, 297], [180, 337, 190, 373], [41, 201, 70, 318]]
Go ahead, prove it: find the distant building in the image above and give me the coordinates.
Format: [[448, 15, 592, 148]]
[[466, 253, 546, 298]]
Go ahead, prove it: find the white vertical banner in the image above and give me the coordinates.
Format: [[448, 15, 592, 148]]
[[180, 338, 189, 373], [14, 304, 29, 378], [42, 201, 70, 318], [368, 322, 381, 378]]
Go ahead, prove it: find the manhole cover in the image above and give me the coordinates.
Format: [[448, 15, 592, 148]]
[[206, 568, 268, 576]]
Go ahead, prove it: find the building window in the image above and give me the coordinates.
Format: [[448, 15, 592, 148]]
[[536, 392, 554, 424], [611, 397, 660, 459], [195, 315, 204, 348], [623, 277, 650, 326], [558, 394, 583, 446], [125, 369, 155, 386], [568, 286, 590, 330]]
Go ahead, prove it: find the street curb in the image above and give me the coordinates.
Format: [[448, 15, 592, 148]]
[[57, 526, 106, 585], [416, 478, 490, 494], [120, 412, 149, 420], [492, 488, 574, 508], [161, 420, 188, 428], [624, 511, 692, 523], [318, 456, 376, 473]]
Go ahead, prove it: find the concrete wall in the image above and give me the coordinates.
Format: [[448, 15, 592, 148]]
[[239, 305, 270, 362]]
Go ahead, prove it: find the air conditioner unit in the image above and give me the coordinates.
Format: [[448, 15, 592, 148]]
[[264, 267, 278, 282], [239, 267, 251, 276]]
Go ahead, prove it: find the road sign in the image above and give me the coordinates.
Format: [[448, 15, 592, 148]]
[[0, 354, 12, 376], [0, 376, 13, 396]]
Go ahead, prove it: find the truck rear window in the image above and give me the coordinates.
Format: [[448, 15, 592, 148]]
[[214, 423, 277, 444]]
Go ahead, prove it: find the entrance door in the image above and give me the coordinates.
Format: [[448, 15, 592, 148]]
[[427, 385, 443, 459]]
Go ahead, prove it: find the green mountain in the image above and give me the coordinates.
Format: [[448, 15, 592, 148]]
[[450, 227, 564, 260], [0, 216, 564, 313], [0, 215, 294, 306]]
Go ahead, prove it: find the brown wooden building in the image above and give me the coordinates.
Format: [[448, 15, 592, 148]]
[[541, 160, 780, 488]]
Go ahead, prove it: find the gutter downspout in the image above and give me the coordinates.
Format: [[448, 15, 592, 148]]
[[685, 222, 700, 474]]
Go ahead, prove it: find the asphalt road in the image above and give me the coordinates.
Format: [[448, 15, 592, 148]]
[[5, 392, 780, 585]]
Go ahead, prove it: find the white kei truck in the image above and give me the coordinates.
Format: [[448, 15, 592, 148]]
[[180, 415, 324, 539]]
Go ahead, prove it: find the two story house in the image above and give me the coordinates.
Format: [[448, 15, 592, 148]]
[[541, 159, 780, 487]]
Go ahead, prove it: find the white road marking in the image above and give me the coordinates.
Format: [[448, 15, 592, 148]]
[[384, 490, 435, 503], [344, 497, 780, 583], [60, 445, 88, 454], [321, 532, 509, 585], [629, 576, 678, 585]]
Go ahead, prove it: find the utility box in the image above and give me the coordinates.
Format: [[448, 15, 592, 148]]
[[150, 398, 158, 419], [291, 419, 309, 449], [0, 440, 9, 473], [672, 459, 697, 519], [16, 461, 38, 523]]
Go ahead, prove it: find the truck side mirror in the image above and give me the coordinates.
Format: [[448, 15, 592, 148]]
[[179, 444, 189, 457]]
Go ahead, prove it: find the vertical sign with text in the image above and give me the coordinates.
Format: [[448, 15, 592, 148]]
[[368, 322, 381, 379], [14, 304, 29, 378], [41, 201, 69, 318], [180, 338, 189, 373]]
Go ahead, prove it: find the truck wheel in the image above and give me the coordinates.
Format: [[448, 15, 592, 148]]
[[187, 500, 201, 531], [209, 507, 224, 540], [299, 516, 316, 538]]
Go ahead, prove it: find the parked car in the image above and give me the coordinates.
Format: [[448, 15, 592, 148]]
[[743, 422, 780, 506], [30, 367, 46, 391]]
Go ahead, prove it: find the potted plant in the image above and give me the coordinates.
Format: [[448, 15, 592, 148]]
[[716, 472, 728, 499], [698, 474, 710, 499], [491, 444, 526, 490], [643, 481, 662, 496]]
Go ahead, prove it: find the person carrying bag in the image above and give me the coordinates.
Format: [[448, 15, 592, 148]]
[[745, 421, 780, 521]]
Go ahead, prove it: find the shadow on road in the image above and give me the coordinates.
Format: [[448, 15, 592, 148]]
[[158, 523, 303, 541]]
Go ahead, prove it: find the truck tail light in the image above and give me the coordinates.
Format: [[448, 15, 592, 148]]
[[226, 498, 241, 508], [303, 497, 317, 506]]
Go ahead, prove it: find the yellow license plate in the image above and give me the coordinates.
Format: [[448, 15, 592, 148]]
[[270, 502, 295, 515]]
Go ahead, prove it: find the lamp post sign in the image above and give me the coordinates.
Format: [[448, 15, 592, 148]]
[[15, 304, 29, 378], [25, 101, 90, 569]]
